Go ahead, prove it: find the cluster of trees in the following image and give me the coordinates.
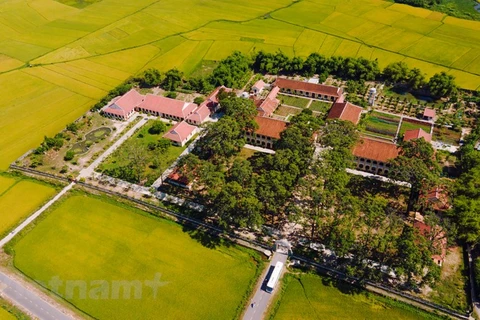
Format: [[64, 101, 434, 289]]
[[177, 97, 321, 229], [451, 126, 480, 245], [253, 51, 380, 82], [394, 0, 480, 21], [34, 133, 65, 154], [290, 126, 440, 285], [383, 62, 457, 97], [394, 0, 440, 7]]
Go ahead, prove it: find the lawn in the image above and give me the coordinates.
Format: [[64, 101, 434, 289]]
[[0, 176, 56, 237], [0, 307, 15, 320], [11, 194, 262, 320], [274, 106, 303, 118], [98, 120, 185, 186], [362, 111, 401, 137], [433, 126, 462, 145], [309, 100, 332, 113], [278, 94, 310, 109], [269, 273, 443, 320], [399, 119, 433, 136]]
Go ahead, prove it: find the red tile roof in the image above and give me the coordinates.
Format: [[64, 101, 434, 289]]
[[258, 86, 280, 116], [103, 89, 144, 117], [252, 80, 266, 91], [420, 186, 450, 211], [404, 128, 432, 142], [353, 136, 399, 162], [163, 121, 197, 144], [187, 104, 210, 124], [327, 102, 362, 125], [423, 108, 436, 118], [254, 116, 287, 139], [275, 78, 343, 97], [139, 95, 197, 119]]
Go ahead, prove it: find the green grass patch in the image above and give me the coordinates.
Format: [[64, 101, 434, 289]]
[[11, 194, 263, 320], [309, 100, 332, 113], [98, 120, 185, 186], [269, 273, 444, 320], [278, 94, 310, 108], [399, 119, 433, 136], [55, 0, 102, 8]]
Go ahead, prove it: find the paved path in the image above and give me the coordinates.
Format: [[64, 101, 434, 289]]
[[242, 252, 288, 320], [244, 144, 276, 154], [346, 168, 411, 188], [0, 272, 73, 320], [78, 116, 150, 179]]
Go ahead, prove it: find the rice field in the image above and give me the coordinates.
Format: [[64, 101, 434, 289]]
[[269, 273, 443, 320], [11, 194, 262, 320], [0, 175, 56, 237], [0, 0, 480, 173]]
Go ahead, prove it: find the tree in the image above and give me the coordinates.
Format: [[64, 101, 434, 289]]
[[140, 68, 162, 87], [220, 96, 258, 130], [195, 117, 244, 163], [388, 139, 439, 211], [428, 72, 457, 98], [148, 121, 166, 135], [162, 68, 183, 91], [193, 96, 205, 105], [407, 68, 426, 90], [66, 122, 78, 133], [383, 61, 409, 84]]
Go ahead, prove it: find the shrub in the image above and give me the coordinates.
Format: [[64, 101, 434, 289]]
[[64, 150, 75, 161], [148, 121, 166, 135], [164, 91, 178, 99], [60, 165, 68, 174], [194, 96, 205, 105], [66, 122, 79, 133]]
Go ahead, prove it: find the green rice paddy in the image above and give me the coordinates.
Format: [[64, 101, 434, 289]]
[[11, 194, 262, 320], [269, 273, 443, 320]]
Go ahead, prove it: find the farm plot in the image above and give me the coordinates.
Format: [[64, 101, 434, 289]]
[[11, 194, 262, 320], [269, 273, 443, 320], [0, 177, 56, 237], [433, 126, 462, 145], [399, 118, 433, 136], [362, 111, 401, 138]]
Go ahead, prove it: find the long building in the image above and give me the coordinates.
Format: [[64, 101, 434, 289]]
[[275, 78, 344, 102], [246, 116, 287, 149], [352, 136, 399, 175], [137, 95, 197, 121], [102, 89, 144, 120]]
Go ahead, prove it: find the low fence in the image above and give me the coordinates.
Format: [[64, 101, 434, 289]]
[[8, 164, 471, 319]]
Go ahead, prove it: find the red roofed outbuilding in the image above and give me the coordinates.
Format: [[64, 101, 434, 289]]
[[102, 89, 144, 120], [413, 212, 447, 266], [352, 136, 399, 175], [404, 128, 432, 142], [327, 102, 363, 125], [275, 78, 343, 102], [252, 80, 266, 94], [163, 121, 198, 146], [423, 108, 436, 121]]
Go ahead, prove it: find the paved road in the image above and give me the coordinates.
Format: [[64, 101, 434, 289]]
[[243, 252, 288, 320], [0, 272, 73, 320]]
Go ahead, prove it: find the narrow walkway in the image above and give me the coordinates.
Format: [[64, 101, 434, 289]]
[[244, 144, 276, 154], [242, 252, 288, 320], [346, 168, 411, 188]]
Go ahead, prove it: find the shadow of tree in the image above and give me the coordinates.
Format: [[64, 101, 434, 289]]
[[181, 224, 231, 249], [321, 276, 363, 295]]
